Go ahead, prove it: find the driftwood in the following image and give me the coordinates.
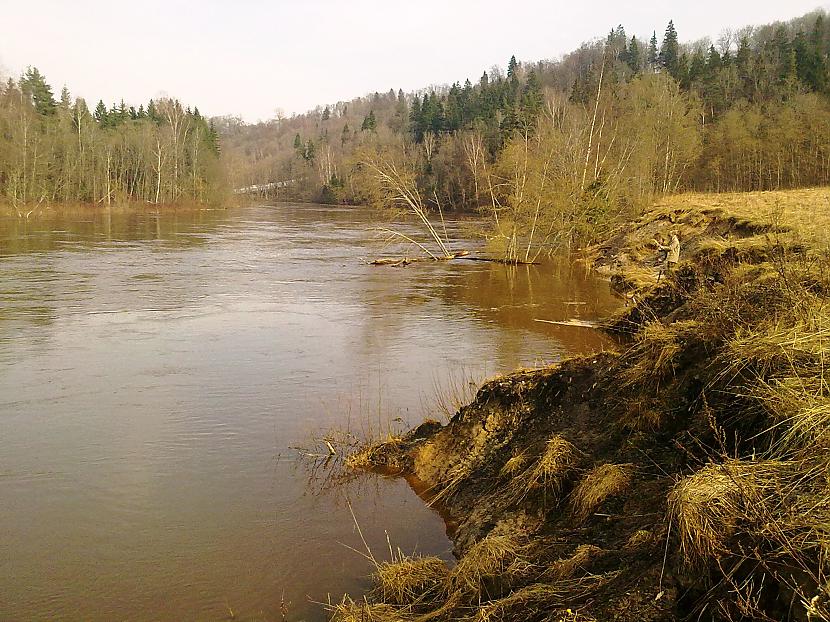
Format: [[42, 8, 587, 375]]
[[534, 318, 599, 328], [369, 250, 470, 266], [369, 251, 542, 267]]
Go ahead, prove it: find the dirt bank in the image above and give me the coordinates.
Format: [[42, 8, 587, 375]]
[[338, 189, 830, 622]]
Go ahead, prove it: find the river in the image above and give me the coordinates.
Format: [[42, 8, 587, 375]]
[[0, 204, 620, 621]]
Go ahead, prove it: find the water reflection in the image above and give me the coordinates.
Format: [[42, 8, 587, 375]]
[[0, 204, 620, 621]]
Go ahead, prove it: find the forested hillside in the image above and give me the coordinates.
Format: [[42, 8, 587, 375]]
[[0, 68, 225, 213], [220, 9, 830, 255]]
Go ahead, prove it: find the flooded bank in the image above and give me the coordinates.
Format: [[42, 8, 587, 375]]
[[0, 204, 620, 621]]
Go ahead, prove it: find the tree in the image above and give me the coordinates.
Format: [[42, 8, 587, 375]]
[[20, 67, 56, 115], [94, 100, 108, 125], [322, 106, 331, 121], [659, 21, 681, 78], [648, 32, 659, 72], [361, 110, 377, 131]]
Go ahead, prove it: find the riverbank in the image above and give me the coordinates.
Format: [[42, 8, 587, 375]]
[[339, 187, 830, 622], [0, 199, 231, 218]]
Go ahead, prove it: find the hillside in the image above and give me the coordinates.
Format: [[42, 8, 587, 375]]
[[219, 10, 830, 224]]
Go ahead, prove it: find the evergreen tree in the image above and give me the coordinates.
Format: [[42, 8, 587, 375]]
[[647, 32, 659, 72], [507, 55, 519, 79], [20, 67, 57, 115], [322, 105, 330, 121], [659, 20, 681, 78], [59, 86, 71, 109], [520, 71, 544, 124], [361, 110, 377, 131], [94, 99, 109, 125], [626, 36, 642, 73], [294, 133, 303, 150]]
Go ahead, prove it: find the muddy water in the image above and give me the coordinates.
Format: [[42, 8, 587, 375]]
[[0, 204, 620, 621]]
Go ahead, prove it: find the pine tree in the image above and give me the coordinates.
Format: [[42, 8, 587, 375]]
[[322, 105, 330, 121], [293, 133, 303, 150]]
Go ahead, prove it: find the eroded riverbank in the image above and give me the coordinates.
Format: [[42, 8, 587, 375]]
[[341, 188, 830, 622]]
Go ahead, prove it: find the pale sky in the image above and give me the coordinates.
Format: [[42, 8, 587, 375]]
[[1, 0, 827, 122]]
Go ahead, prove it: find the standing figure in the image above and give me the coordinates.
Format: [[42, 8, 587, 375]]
[[656, 231, 680, 281]]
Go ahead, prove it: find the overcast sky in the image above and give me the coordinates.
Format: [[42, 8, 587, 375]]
[[1, 0, 827, 122]]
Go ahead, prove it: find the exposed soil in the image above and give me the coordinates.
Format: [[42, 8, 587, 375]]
[[340, 195, 830, 622]]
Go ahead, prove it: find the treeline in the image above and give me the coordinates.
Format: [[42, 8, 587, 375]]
[[0, 67, 226, 212], [221, 8, 830, 232]]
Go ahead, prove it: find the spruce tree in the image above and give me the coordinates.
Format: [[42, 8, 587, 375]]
[[626, 36, 642, 73], [507, 55, 519, 79], [94, 100, 108, 126], [322, 106, 330, 121], [659, 21, 680, 78], [647, 32, 659, 72], [20, 67, 57, 115]]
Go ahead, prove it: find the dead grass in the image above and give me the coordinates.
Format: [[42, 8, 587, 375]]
[[667, 459, 793, 565], [449, 533, 531, 595], [545, 544, 604, 580], [471, 573, 619, 622], [568, 463, 634, 524], [510, 436, 583, 502], [618, 321, 698, 391], [330, 599, 410, 622], [373, 557, 449, 607]]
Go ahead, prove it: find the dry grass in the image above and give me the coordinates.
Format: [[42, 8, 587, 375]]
[[500, 451, 530, 477], [471, 573, 619, 622], [449, 534, 531, 595], [618, 321, 698, 390], [545, 544, 604, 580], [373, 557, 449, 606], [330, 599, 410, 622], [667, 459, 792, 565], [345, 434, 406, 472], [510, 436, 583, 502], [651, 188, 830, 249], [568, 463, 634, 524]]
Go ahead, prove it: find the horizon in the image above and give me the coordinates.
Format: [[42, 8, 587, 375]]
[[2, 0, 828, 123]]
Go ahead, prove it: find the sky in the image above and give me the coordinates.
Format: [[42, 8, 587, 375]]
[[1, 0, 828, 122]]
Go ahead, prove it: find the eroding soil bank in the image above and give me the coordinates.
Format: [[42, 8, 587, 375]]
[[340, 190, 830, 622]]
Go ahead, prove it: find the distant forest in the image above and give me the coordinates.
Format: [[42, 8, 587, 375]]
[[220, 9, 830, 233], [0, 69, 225, 213]]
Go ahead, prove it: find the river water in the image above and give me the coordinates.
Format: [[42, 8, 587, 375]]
[[0, 204, 620, 621]]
